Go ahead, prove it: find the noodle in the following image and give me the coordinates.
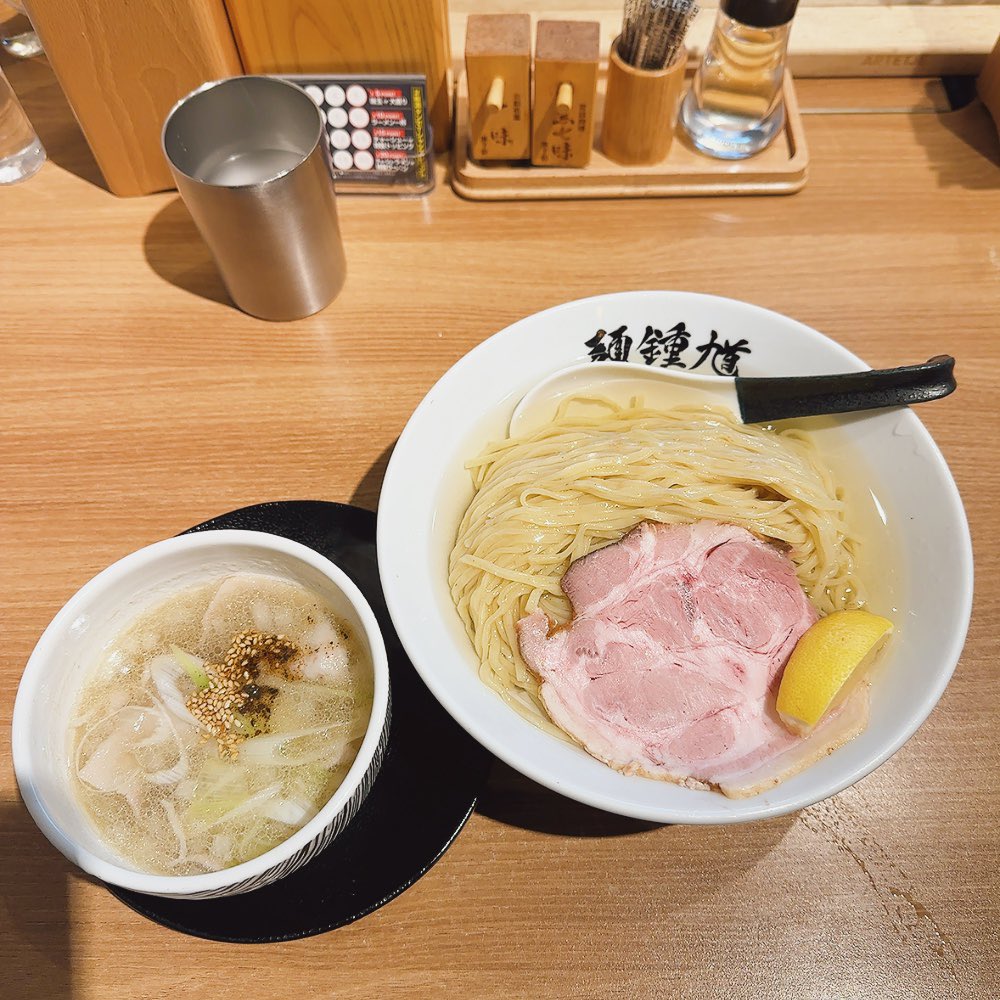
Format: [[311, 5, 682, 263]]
[[448, 396, 864, 735]]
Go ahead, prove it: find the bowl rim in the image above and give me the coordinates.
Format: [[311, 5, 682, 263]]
[[12, 528, 390, 895], [377, 290, 975, 823]]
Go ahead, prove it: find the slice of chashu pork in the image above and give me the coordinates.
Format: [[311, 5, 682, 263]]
[[516, 521, 868, 798]]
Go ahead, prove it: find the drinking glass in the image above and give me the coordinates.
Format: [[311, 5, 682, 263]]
[[0, 62, 45, 182], [1, 1, 44, 58], [162, 76, 346, 320]]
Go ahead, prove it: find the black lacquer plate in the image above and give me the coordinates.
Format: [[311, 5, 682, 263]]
[[108, 501, 492, 942]]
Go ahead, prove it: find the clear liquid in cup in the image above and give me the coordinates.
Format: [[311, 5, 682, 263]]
[[198, 148, 304, 186]]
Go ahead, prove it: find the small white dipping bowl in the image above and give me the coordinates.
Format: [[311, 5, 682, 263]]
[[12, 529, 390, 899]]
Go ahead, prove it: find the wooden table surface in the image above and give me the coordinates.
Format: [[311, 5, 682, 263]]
[[2, 36, 999, 1000]]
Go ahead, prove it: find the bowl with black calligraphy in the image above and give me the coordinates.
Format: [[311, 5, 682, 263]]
[[377, 291, 972, 824]]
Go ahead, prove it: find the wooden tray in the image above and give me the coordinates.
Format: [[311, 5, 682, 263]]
[[452, 68, 808, 200]]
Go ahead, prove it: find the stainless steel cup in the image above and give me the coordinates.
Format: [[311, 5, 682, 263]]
[[162, 76, 346, 321]]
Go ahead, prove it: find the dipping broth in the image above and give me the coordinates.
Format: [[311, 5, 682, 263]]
[[70, 573, 373, 875]]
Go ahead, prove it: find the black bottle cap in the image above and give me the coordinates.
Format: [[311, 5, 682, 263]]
[[721, 0, 799, 29]]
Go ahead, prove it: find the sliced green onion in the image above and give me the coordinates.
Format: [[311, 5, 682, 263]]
[[171, 645, 212, 690]]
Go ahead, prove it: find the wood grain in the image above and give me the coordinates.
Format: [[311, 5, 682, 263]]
[[224, 0, 453, 153], [22, 0, 243, 196], [1, 46, 999, 1000]]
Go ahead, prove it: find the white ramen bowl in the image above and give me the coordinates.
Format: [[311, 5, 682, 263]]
[[12, 529, 390, 898], [378, 291, 973, 824]]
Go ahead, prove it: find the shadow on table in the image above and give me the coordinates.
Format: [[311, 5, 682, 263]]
[[143, 197, 230, 306], [0, 799, 74, 1000], [1, 42, 106, 191], [477, 758, 801, 905], [477, 760, 665, 837], [910, 100, 1000, 191], [350, 440, 397, 512]]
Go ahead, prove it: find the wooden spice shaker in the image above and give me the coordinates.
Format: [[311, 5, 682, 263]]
[[465, 14, 531, 161], [531, 20, 600, 168]]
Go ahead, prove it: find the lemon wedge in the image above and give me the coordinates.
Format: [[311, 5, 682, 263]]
[[776, 610, 893, 735]]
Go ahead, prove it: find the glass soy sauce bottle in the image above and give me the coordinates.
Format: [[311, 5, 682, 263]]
[[680, 0, 799, 160]]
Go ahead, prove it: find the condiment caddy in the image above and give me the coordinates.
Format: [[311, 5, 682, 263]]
[[452, 67, 808, 201], [453, 5, 808, 201]]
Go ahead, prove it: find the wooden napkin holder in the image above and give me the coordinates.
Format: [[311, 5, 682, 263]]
[[24, 0, 243, 196]]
